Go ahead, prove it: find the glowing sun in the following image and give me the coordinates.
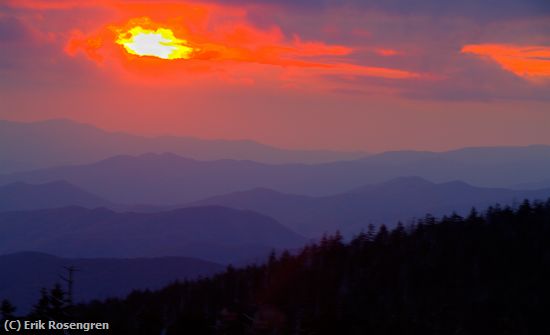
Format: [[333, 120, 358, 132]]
[[116, 26, 194, 60]]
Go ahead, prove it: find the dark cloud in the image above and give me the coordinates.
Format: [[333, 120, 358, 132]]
[[0, 16, 32, 42], [214, 0, 550, 20]]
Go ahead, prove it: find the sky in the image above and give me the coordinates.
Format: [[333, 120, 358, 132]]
[[1, 0, 549, 152]]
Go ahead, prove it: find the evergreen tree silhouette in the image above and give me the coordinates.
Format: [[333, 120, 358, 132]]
[[31, 288, 51, 319], [0, 299, 16, 320], [30, 284, 69, 322]]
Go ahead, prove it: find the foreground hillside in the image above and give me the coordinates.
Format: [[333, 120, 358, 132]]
[[30, 199, 549, 334], [0, 252, 223, 314]]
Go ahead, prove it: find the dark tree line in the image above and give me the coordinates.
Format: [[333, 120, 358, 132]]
[[14, 199, 550, 334]]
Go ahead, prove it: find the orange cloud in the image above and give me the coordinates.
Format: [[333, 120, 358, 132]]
[[62, 1, 418, 86], [375, 48, 399, 56], [67, 15, 350, 68], [462, 44, 550, 81]]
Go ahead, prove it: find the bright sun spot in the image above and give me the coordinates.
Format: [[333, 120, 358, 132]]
[[116, 26, 194, 60]]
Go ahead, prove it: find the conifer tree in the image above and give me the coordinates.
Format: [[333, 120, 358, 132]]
[[0, 299, 16, 320]]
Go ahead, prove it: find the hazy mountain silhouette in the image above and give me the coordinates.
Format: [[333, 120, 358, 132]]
[[1, 147, 550, 204], [1, 177, 545, 238], [0, 252, 223, 314], [0, 119, 365, 173], [192, 177, 550, 236], [0, 206, 306, 264], [512, 178, 550, 190], [0, 181, 112, 212]]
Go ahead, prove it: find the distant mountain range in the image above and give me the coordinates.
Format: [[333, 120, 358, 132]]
[[1, 146, 550, 204], [0, 252, 223, 314], [0, 206, 306, 264], [0, 119, 365, 173], [0, 181, 113, 212], [192, 177, 550, 236], [512, 179, 550, 190], [2, 177, 549, 238]]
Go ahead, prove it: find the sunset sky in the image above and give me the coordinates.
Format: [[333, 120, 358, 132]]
[[1, 0, 549, 152]]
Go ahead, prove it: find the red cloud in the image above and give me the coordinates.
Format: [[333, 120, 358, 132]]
[[61, 1, 418, 86], [375, 48, 399, 56], [462, 44, 550, 81]]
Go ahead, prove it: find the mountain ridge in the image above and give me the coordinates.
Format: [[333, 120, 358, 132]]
[[0, 119, 366, 173], [0, 180, 113, 211], [191, 177, 550, 236], [2, 147, 550, 204], [0, 206, 307, 264]]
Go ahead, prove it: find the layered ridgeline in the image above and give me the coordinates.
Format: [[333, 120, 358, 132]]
[[17, 200, 549, 334], [191, 177, 550, 236], [1, 146, 550, 205], [1, 177, 549, 238], [0, 119, 365, 173], [0, 206, 306, 264], [0, 252, 223, 314], [0, 181, 113, 212]]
